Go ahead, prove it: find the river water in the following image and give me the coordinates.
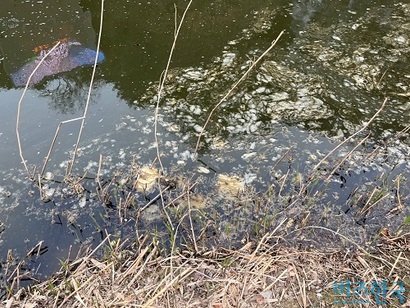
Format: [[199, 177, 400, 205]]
[[0, 0, 409, 296]]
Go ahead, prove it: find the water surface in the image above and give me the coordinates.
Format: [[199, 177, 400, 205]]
[[1, 0, 409, 297]]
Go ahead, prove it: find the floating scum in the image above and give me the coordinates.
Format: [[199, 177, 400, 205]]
[[134, 166, 160, 192], [218, 174, 245, 197]]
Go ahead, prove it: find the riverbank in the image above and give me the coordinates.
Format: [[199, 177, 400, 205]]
[[2, 115, 409, 306], [4, 226, 409, 307]]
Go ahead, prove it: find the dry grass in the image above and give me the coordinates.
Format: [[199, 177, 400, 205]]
[[6, 1, 409, 306], [3, 227, 409, 307], [5, 97, 408, 307]]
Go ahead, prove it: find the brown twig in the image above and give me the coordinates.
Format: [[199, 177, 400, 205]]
[[194, 30, 285, 155], [324, 133, 370, 182], [66, 0, 105, 176], [186, 183, 198, 253], [313, 98, 387, 171], [154, 0, 194, 174], [40, 117, 85, 178], [96, 153, 103, 193], [16, 42, 62, 179]]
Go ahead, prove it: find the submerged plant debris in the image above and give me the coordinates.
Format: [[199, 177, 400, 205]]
[[134, 165, 160, 193]]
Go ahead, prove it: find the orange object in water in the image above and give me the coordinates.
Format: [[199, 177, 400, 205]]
[[33, 38, 70, 54]]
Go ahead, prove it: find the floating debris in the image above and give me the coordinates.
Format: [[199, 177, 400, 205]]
[[134, 166, 159, 192], [41, 185, 55, 202], [218, 174, 244, 197]]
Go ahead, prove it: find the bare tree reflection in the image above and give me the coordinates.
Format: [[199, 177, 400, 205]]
[[37, 74, 104, 114], [0, 0, 103, 88]]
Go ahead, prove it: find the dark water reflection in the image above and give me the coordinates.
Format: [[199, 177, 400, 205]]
[[0, 0, 103, 87], [80, 0, 293, 102]]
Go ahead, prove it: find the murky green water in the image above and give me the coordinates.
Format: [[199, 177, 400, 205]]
[[0, 0, 409, 297]]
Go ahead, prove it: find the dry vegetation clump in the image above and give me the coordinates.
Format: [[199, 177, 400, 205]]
[[3, 228, 409, 307]]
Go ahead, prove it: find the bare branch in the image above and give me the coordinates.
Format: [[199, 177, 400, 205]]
[[194, 30, 285, 155]]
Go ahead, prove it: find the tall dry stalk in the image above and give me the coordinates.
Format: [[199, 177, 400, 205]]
[[66, 0, 105, 175], [40, 117, 85, 177], [16, 42, 62, 179], [312, 98, 387, 171], [151, 0, 194, 284], [151, 1, 194, 229], [194, 30, 285, 155], [154, 0, 194, 174]]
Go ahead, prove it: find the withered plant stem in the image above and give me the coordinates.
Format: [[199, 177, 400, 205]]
[[324, 133, 370, 182], [194, 30, 285, 155], [67, 0, 105, 176], [313, 98, 387, 171], [16, 42, 62, 179], [154, 0, 194, 174]]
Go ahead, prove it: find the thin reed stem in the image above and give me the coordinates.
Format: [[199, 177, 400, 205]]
[[16, 42, 62, 179], [313, 98, 387, 171], [154, 0, 194, 173], [40, 116, 84, 177], [67, 0, 105, 175], [194, 30, 285, 155]]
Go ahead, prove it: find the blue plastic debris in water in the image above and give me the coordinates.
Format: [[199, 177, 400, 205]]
[[10, 40, 105, 87], [69, 44, 105, 66]]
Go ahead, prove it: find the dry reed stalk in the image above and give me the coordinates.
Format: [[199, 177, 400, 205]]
[[97, 176, 114, 205], [16, 42, 62, 179], [139, 185, 172, 212], [324, 133, 370, 182], [364, 123, 409, 163], [149, 2, 194, 253], [272, 146, 294, 171], [118, 191, 134, 223], [388, 251, 403, 277], [116, 245, 151, 285], [154, 0, 194, 174], [293, 267, 307, 307], [39, 117, 86, 178], [96, 154, 103, 192], [186, 187, 198, 253], [359, 186, 390, 215], [278, 167, 290, 197], [164, 181, 198, 208], [194, 30, 285, 155], [66, 0, 105, 176], [394, 175, 404, 211], [366, 193, 391, 214], [313, 98, 387, 171]]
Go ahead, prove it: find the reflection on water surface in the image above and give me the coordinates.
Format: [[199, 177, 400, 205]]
[[0, 0, 409, 298]]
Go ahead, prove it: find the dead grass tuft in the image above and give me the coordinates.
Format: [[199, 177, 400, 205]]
[[3, 228, 409, 307]]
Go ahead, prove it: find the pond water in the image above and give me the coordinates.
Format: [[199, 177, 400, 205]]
[[1, 0, 409, 297]]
